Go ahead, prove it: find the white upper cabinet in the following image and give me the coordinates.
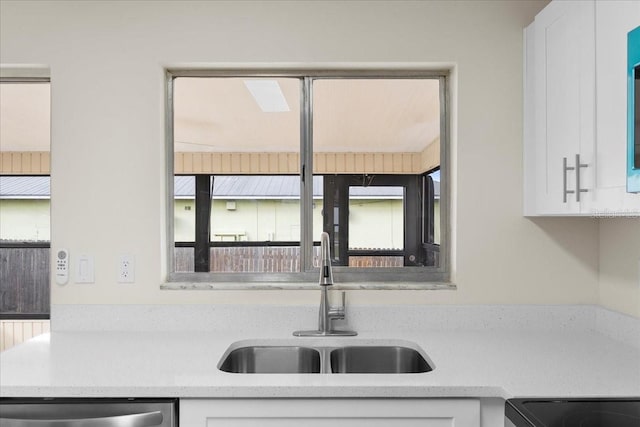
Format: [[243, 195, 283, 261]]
[[595, 0, 640, 210], [524, 0, 640, 216]]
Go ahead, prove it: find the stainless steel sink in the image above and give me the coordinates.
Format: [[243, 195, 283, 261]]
[[219, 340, 434, 374], [218, 346, 321, 373], [330, 346, 433, 373]]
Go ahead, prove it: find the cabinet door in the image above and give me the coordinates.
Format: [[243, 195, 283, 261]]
[[593, 0, 640, 215], [180, 398, 480, 427], [533, 0, 595, 214]]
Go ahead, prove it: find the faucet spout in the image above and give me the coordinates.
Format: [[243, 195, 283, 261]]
[[319, 232, 334, 286]]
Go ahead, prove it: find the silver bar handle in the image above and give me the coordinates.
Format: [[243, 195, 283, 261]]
[[575, 153, 588, 202], [0, 410, 163, 427], [562, 157, 575, 203]]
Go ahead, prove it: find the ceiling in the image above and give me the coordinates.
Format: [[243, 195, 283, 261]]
[[0, 83, 50, 151], [174, 77, 440, 153]]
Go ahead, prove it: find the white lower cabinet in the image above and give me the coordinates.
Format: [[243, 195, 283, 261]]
[[180, 398, 481, 427]]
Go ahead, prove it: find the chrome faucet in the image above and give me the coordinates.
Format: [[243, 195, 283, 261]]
[[293, 232, 357, 337]]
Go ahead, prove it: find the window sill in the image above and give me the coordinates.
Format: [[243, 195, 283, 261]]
[[160, 282, 456, 291]]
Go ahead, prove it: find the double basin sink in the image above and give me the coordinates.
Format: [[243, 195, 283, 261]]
[[218, 339, 434, 374]]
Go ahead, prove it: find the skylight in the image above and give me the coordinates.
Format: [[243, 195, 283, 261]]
[[243, 80, 290, 112]]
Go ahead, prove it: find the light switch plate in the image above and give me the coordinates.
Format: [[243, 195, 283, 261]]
[[75, 255, 94, 284]]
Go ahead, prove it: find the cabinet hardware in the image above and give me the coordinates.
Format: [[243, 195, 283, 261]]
[[575, 153, 589, 202], [562, 157, 575, 203], [0, 410, 164, 427], [563, 155, 588, 203]]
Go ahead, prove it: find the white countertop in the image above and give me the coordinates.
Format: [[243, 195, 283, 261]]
[[1, 327, 639, 399]]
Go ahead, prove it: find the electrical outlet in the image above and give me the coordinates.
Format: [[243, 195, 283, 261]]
[[118, 255, 135, 284]]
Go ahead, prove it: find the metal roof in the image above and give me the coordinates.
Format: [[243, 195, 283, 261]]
[[0, 176, 440, 199], [174, 176, 440, 199], [0, 176, 50, 199], [175, 176, 317, 199]]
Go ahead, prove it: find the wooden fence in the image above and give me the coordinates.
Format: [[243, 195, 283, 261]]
[[174, 246, 311, 273], [174, 246, 403, 272], [348, 256, 403, 268], [0, 247, 50, 316]]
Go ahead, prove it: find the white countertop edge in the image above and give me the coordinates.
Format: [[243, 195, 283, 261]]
[[0, 385, 508, 399], [3, 384, 638, 400]]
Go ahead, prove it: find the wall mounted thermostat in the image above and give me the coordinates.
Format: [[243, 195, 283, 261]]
[[55, 249, 69, 285]]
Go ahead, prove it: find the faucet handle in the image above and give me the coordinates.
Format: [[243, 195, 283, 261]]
[[328, 291, 346, 320]]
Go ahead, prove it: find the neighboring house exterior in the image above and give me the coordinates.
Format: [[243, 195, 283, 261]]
[[0, 176, 50, 242], [173, 175, 440, 249], [0, 175, 440, 248]]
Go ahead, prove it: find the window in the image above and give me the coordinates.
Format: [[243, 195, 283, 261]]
[[167, 71, 449, 286], [0, 79, 51, 319], [173, 174, 304, 273], [320, 173, 440, 268]]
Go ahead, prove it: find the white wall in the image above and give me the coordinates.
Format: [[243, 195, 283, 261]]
[[599, 220, 640, 317], [2, 0, 604, 309]]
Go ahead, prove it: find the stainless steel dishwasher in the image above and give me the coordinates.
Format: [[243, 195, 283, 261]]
[[0, 398, 177, 427]]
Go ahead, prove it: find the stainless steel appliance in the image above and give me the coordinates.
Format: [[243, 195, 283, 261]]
[[506, 398, 640, 427], [0, 398, 177, 427]]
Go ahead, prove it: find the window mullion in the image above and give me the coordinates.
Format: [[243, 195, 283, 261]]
[[300, 77, 314, 271], [194, 174, 212, 272], [404, 176, 423, 266], [423, 174, 436, 266]]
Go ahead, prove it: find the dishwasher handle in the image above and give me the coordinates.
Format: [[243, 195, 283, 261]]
[[0, 410, 163, 427]]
